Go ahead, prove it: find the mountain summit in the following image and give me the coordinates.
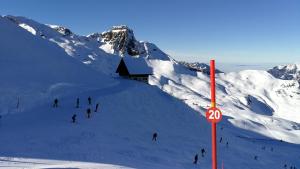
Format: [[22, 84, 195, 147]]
[[268, 63, 300, 82], [101, 25, 141, 56]]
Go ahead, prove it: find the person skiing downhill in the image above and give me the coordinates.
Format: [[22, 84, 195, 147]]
[[95, 103, 99, 112], [88, 96, 92, 105], [86, 108, 91, 118], [193, 154, 198, 164], [53, 98, 58, 108], [152, 132, 158, 141], [72, 114, 77, 123], [201, 148, 206, 157]]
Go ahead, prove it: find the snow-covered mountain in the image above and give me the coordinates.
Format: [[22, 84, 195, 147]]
[[179, 61, 223, 74], [268, 63, 300, 83], [1, 15, 300, 169], [4, 15, 171, 75]]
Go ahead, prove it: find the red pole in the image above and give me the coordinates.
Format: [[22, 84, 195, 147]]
[[210, 60, 217, 169]]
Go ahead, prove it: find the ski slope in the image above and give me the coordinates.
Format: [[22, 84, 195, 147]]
[[0, 15, 300, 169]]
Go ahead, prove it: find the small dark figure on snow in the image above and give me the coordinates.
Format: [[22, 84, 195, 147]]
[[72, 114, 77, 123], [76, 98, 80, 108], [201, 148, 206, 157], [86, 108, 91, 118], [226, 141, 229, 148], [219, 137, 223, 143], [88, 96, 92, 105], [254, 155, 258, 160], [53, 98, 58, 108], [284, 164, 287, 169], [193, 154, 198, 164], [95, 103, 99, 112], [152, 132, 158, 141]]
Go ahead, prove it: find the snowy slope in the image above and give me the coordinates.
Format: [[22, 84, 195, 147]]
[[4, 15, 120, 74], [1, 78, 300, 169], [4, 16, 171, 75], [0, 16, 113, 115], [149, 60, 300, 143], [0, 15, 300, 169]]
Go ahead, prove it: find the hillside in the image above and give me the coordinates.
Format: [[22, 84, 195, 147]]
[[0, 15, 300, 169]]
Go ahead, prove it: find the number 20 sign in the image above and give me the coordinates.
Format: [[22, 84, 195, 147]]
[[206, 107, 222, 123]]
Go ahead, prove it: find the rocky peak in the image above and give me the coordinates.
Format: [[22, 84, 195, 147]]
[[179, 61, 223, 74], [101, 25, 141, 56], [87, 32, 102, 42], [50, 25, 73, 36], [268, 63, 300, 82]]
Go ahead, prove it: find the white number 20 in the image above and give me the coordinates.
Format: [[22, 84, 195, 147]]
[[209, 110, 221, 120]]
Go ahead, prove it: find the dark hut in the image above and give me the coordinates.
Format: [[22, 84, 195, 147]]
[[116, 57, 152, 83]]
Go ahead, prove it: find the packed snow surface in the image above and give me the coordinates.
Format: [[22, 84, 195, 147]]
[[0, 15, 300, 169]]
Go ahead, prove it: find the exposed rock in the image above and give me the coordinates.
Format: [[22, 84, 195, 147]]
[[52, 26, 73, 36], [101, 25, 141, 56], [179, 61, 223, 74], [87, 33, 102, 42], [268, 64, 300, 81]]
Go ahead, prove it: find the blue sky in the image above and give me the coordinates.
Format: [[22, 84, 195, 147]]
[[1, 0, 299, 65]]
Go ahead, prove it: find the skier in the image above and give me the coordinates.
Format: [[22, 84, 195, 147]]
[[86, 108, 91, 118], [152, 132, 158, 141], [88, 96, 92, 105], [76, 98, 80, 108], [219, 137, 223, 143], [226, 141, 229, 148], [220, 126, 224, 130], [72, 114, 77, 123], [53, 98, 58, 108], [201, 148, 206, 157], [193, 154, 198, 164], [95, 103, 99, 112], [254, 155, 258, 160]]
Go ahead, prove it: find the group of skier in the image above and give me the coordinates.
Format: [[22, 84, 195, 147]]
[[52, 98, 294, 167], [284, 164, 297, 169], [52, 96, 100, 123], [193, 148, 206, 164]]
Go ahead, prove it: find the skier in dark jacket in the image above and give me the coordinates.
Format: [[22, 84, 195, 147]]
[[193, 154, 198, 164], [53, 98, 58, 108], [201, 148, 206, 157], [72, 114, 77, 123], [76, 98, 80, 108], [88, 96, 92, 105], [152, 132, 158, 141], [95, 103, 99, 112], [86, 108, 91, 118], [219, 137, 223, 143]]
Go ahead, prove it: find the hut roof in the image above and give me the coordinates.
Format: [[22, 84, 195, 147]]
[[119, 57, 152, 75]]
